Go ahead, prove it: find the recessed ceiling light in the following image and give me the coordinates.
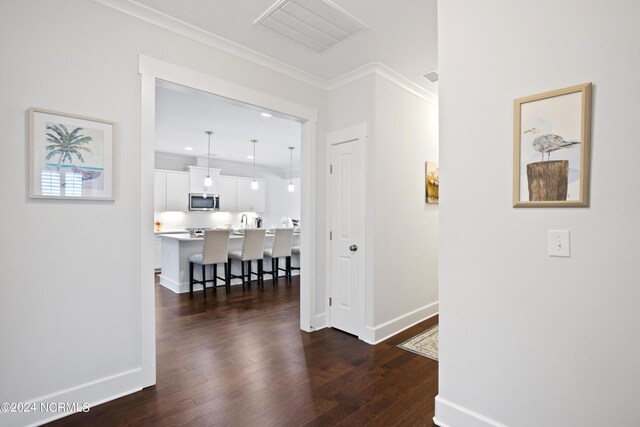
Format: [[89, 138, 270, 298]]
[[184, 147, 193, 151], [261, 112, 272, 117], [247, 155, 254, 159]]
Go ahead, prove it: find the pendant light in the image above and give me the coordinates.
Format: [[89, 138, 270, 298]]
[[204, 131, 213, 191], [287, 147, 295, 192], [251, 139, 259, 190]]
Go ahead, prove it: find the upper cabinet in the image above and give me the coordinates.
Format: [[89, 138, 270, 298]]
[[188, 166, 221, 194], [155, 170, 189, 212], [236, 177, 266, 213], [165, 171, 189, 211], [217, 176, 237, 212], [154, 167, 266, 213], [154, 171, 167, 212]]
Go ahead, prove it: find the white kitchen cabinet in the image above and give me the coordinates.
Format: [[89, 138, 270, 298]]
[[217, 176, 237, 212], [236, 177, 266, 212], [188, 166, 221, 194], [155, 170, 189, 212], [154, 171, 166, 212], [252, 181, 266, 212], [165, 171, 189, 211]]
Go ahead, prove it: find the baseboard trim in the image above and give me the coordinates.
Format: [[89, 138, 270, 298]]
[[312, 313, 328, 331], [1, 368, 142, 427], [363, 301, 439, 344], [434, 395, 507, 427]]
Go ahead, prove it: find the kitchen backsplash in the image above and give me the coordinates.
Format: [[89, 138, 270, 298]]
[[154, 211, 259, 231]]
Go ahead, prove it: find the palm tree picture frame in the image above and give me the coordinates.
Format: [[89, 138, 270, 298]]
[[29, 108, 115, 200], [513, 83, 592, 207]]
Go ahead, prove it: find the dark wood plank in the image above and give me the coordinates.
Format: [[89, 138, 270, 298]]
[[47, 275, 439, 426]]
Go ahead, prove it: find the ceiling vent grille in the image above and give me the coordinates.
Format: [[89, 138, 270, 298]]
[[255, 0, 368, 53], [422, 70, 439, 83]]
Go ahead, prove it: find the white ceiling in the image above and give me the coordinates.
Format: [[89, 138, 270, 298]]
[[155, 81, 302, 170], [132, 0, 438, 93]]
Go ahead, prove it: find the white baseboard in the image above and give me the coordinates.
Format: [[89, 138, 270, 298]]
[[159, 270, 301, 294], [362, 301, 439, 344], [158, 274, 181, 293], [434, 395, 507, 427], [313, 313, 328, 331], [1, 368, 142, 427]]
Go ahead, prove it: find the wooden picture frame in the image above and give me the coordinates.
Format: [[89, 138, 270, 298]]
[[29, 107, 116, 200], [513, 83, 592, 207]]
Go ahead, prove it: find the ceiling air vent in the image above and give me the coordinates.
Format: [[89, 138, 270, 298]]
[[422, 70, 439, 83], [254, 0, 368, 53]]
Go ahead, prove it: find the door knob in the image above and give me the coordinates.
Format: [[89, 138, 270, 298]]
[[350, 244, 358, 252]]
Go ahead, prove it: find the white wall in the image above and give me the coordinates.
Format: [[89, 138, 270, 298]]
[[0, 1, 326, 425], [437, 1, 640, 426], [328, 73, 439, 342], [372, 76, 439, 337]]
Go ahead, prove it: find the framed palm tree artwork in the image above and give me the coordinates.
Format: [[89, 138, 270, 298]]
[[29, 108, 115, 200]]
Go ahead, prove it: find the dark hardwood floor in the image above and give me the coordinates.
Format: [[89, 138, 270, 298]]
[[49, 275, 438, 426]]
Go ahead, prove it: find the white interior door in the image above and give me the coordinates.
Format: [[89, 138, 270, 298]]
[[329, 127, 365, 336]]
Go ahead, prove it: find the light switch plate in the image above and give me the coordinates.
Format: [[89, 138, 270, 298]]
[[548, 230, 570, 257]]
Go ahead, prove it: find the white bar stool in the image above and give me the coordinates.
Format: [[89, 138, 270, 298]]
[[188, 229, 231, 296], [263, 228, 294, 283], [228, 228, 267, 289]]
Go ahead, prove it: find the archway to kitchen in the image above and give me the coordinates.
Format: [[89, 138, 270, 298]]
[[138, 55, 318, 388]]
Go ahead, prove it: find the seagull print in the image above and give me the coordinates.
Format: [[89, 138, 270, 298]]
[[524, 127, 580, 161]]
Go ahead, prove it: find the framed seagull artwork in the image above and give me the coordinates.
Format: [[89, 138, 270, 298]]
[[513, 83, 592, 207]]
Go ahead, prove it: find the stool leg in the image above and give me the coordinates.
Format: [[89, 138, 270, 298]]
[[275, 258, 279, 282], [225, 261, 230, 294], [189, 262, 194, 294], [258, 259, 264, 288], [202, 264, 206, 297], [271, 258, 276, 283], [286, 256, 292, 282], [241, 260, 245, 290], [213, 264, 217, 293], [248, 261, 252, 287]]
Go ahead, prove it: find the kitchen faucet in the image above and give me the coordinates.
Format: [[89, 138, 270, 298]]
[[240, 213, 248, 228]]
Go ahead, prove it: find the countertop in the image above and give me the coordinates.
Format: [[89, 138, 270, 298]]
[[158, 231, 300, 242], [154, 230, 188, 234]]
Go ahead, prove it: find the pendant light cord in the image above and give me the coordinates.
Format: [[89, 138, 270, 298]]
[[207, 131, 211, 177], [252, 140, 257, 181]]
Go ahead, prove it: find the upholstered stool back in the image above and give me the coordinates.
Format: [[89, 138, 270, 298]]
[[202, 229, 231, 265], [241, 229, 267, 261], [270, 228, 294, 258]]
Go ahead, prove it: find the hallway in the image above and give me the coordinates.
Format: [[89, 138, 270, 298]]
[[50, 277, 439, 426]]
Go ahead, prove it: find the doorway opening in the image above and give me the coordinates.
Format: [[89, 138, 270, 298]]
[[153, 80, 303, 292], [139, 55, 318, 387]]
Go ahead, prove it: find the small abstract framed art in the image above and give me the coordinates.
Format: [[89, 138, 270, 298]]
[[29, 108, 115, 200], [513, 83, 592, 207], [425, 161, 439, 204]]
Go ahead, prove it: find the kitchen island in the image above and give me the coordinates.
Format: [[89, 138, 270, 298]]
[[158, 232, 300, 293]]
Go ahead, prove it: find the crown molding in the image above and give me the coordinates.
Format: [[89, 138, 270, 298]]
[[329, 62, 438, 106], [92, 0, 438, 105], [375, 63, 438, 106], [327, 62, 379, 91], [92, 0, 327, 90]]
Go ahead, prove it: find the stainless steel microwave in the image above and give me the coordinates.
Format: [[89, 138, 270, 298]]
[[189, 193, 220, 211]]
